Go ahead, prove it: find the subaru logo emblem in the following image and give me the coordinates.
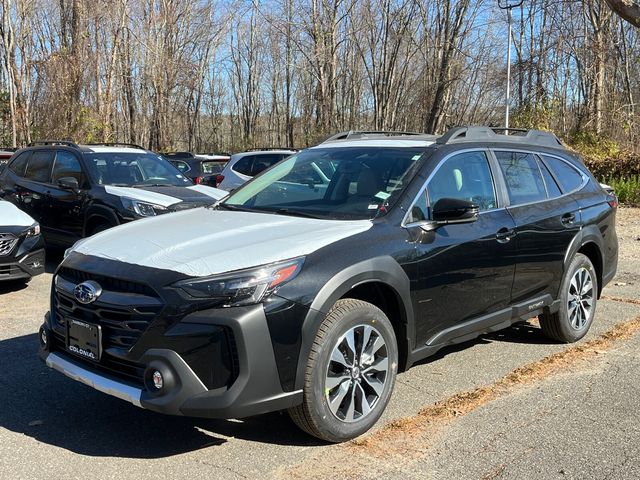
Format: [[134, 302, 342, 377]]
[[74, 280, 102, 305]]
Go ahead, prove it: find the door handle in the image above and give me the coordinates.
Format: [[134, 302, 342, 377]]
[[496, 227, 516, 243], [561, 213, 576, 226]]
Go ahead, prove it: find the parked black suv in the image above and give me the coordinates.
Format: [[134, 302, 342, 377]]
[[0, 141, 226, 246], [39, 127, 618, 442]]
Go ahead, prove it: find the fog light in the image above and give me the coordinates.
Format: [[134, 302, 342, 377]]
[[152, 370, 164, 390], [39, 327, 48, 347]]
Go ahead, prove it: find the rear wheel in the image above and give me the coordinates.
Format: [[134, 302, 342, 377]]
[[288, 299, 398, 443], [539, 253, 597, 342]]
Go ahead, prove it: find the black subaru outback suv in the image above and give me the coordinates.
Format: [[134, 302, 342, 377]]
[[39, 127, 618, 442], [0, 141, 226, 246]]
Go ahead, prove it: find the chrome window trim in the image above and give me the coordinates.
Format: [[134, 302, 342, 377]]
[[401, 148, 500, 228]]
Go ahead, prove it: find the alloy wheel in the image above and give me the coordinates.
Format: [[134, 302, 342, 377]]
[[324, 324, 389, 423], [568, 267, 594, 330]]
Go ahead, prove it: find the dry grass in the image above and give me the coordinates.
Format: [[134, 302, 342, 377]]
[[601, 295, 640, 305]]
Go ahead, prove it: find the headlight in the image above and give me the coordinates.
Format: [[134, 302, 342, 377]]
[[121, 197, 166, 217], [174, 257, 305, 307], [25, 223, 40, 236]]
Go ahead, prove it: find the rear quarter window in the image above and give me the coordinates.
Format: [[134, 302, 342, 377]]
[[8, 151, 30, 176], [541, 155, 585, 193], [232, 155, 255, 176], [24, 150, 54, 183]]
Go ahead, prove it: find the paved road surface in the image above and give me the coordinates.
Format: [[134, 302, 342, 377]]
[[1, 209, 639, 479]]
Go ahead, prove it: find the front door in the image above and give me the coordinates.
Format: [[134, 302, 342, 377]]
[[408, 150, 517, 346]]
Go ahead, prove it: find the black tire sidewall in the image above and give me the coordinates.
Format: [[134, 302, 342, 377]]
[[557, 253, 598, 342], [306, 302, 398, 442]]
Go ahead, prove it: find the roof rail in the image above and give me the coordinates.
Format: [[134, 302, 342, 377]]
[[85, 142, 147, 150], [323, 130, 425, 142], [28, 140, 80, 149], [163, 151, 194, 158], [437, 126, 564, 149], [245, 147, 298, 152]]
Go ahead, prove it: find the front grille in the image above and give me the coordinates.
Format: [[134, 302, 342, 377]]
[[0, 233, 18, 256], [54, 268, 163, 351], [0, 264, 21, 276], [57, 267, 156, 296]]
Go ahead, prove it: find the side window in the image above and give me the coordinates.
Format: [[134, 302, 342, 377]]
[[541, 155, 584, 193], [232, 155, 254, 176], [24, 150, 54, 183], [495, 151, 547, 205], [52, 151, 83, 184], [427, 151, 497, 212], [8, 152, 30, 176], [537, 157, 562, 198]]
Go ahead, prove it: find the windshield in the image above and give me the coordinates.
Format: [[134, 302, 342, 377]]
[[223, 146, 427, 220], [83, 152, 192, 187]]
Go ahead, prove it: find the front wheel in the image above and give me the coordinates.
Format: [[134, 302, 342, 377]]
[[289, 299, 398, 443], [539, 253, 598, 343]]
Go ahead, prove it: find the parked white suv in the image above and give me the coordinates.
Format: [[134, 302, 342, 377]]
[[217, 149, 296, 191]]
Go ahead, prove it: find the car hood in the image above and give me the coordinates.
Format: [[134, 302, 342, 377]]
[[104, 184, 226, 207], [0, 200, 36, 227], [69, 208, 372, 277]]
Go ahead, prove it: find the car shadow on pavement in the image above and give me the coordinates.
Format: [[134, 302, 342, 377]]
[[0, 333, 321, 459], [412, 321, 556, 368], [483, 321, 558, 345]]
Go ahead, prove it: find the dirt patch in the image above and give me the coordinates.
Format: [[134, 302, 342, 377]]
[[280, 316, 640, 479]]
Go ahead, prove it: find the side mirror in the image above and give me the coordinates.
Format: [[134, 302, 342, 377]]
[[57, 177, 80, 191], [419, 198, 479, 232]]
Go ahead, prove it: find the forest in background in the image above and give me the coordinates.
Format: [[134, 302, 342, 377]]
[[0, 0, 638, 157]]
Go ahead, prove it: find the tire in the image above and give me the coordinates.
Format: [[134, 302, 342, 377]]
[[288, 299, 398, 443], [90, 223, 112, 236], [539, 253, 598, 343]]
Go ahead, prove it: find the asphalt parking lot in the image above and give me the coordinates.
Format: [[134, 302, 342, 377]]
[[1, 209, 639, 480]]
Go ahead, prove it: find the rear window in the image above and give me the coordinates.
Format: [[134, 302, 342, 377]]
[[541, 155, 584, 193], [495, 151, 547, 206], [24, 150, 54, 183], [171, 160, 191, 173], [201, 161, 225, 174]]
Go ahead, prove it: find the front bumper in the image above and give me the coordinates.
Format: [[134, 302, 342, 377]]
[[0, 247, 45, 281], [40, 303, 303, 419]]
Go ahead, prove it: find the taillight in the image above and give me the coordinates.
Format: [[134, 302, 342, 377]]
[[607, 194, 618, 209], [215, 174, 224, 187], [194, 176, 204, 184]]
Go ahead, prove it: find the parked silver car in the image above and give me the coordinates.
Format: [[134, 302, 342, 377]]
[[217, 148, 296, 191]]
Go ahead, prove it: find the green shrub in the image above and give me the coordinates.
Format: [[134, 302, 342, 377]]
[[603, 175, 640, 206]]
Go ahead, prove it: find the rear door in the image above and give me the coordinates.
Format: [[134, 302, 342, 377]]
[[493, 150, 582, 306], [16, 150, 55, 224]]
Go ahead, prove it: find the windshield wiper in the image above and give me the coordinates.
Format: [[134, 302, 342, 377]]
[[269, 208, 324, 219], [216, 203, 257, 213], [134, 183, 174, 187]]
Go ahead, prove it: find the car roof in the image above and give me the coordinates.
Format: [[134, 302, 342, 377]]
[[231, 150, 296, 159]]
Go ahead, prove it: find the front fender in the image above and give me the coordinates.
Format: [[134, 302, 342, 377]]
[[294, 256, 414, 390]]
